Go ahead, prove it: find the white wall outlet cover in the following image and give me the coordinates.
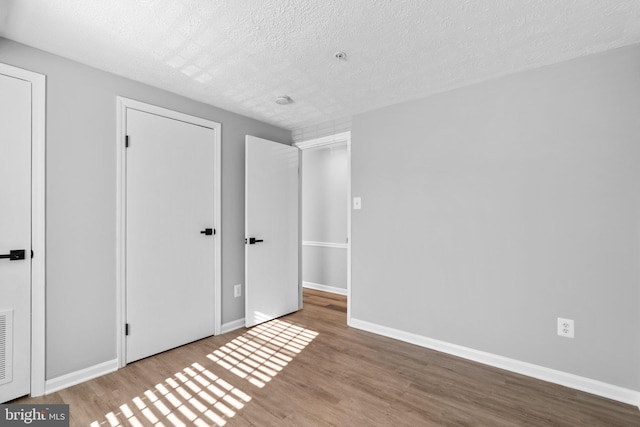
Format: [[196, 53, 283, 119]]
[[234, 284, 242, 298], [353, 197, 362, 210], [557, 317, 574, 338]]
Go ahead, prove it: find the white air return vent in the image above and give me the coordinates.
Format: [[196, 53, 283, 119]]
[[0, 309, 13, 385]]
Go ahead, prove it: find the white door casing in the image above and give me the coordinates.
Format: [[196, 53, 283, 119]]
[[245, 135, 300, 328], [0, 63, 46, 401], [116, 98, 221, 365]]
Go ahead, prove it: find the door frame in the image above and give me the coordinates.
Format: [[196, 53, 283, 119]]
[[115, 97, 222, 368], [0, 63, 46, 397], [294, 131, 352, 323]]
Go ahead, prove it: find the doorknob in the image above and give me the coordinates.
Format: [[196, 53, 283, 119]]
[[200, 228, 214, 236], [248, 237, 264, 245], [0, 249, 26, 261]]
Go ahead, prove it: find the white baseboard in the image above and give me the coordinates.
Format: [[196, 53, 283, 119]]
[[45, 359, 118, 395], [221, 318, 246, 334], [302, 241, 349, 249], [349, 318, 640, 408], [303, 281, 348, 296]]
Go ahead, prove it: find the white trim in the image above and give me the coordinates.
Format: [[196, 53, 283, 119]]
[[119, 98, 224, 129], [294, 131, 350, 150], [346, 134, 352, 325], [303, 282, 348, 296], [0, 63, 47, 397], [29, 68, 46, 399], [116, 97, 126, 368], [45, 359, 118, 395], [213, 125, 222, 336], [349, 318, 640, 408], [220, 318, 246, 334], [298, 148, 303, 311], [116, 97, 222, 369], [302, 241, 348, 249]]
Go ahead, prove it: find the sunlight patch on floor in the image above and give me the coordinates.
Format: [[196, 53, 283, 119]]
[[90, 318, 317, 426], [207, 318, 318, 388]]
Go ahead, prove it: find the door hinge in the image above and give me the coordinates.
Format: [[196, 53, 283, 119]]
[[125, 323, 130, 336], [125, 135, 129, 148]]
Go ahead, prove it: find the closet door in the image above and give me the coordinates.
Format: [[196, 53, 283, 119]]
[[0, 70, 32, 402], [125, 107, 216, 363]]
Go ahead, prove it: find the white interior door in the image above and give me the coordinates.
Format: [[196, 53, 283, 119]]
[[245, 135, 300, 327], [126, 107, 216, 363], [0, 72, 32, 402]]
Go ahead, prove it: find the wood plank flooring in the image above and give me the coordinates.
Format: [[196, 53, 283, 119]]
[[13, 289, 640, 426]]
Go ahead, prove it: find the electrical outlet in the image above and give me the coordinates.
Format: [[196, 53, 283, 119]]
[[557, 317, 574, 338], [234, 284, 242, 298]]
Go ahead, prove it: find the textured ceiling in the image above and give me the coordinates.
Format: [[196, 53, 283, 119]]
[[1, 0, 640, 131]]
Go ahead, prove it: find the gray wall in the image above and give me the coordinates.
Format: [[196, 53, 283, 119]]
[[0, 38, 291, 379], [292, 117, 352, 144], [302, 145, 348, 243], [302, 246, 347, 290], [301, 144, 348, 290], [351, 44, 640, 390]]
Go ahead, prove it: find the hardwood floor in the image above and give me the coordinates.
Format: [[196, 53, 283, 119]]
[[13, 289, 640, 426]]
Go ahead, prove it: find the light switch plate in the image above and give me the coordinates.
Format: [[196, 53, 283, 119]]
[[353, 197, 362, 210]]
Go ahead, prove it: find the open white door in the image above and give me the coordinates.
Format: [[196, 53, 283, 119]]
[[0, 71, 32, 402], [245, 136, 300, 327]]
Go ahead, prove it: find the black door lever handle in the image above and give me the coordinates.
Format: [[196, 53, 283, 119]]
[[0, 249, 26, 261], [200, 228, 214, 236], [248, 237, 263, 244]]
